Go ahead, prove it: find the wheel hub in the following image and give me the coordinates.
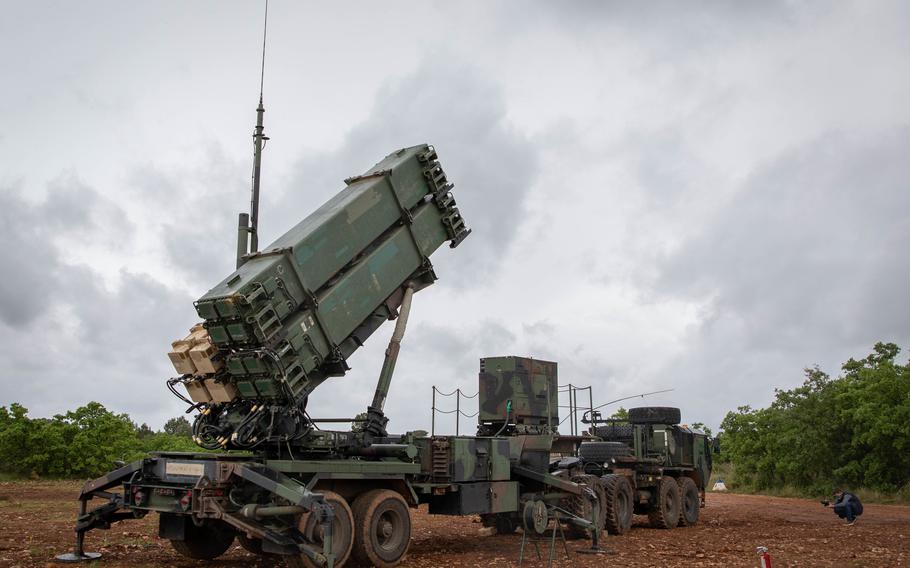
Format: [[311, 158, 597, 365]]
[[379, 519, 394, 539]]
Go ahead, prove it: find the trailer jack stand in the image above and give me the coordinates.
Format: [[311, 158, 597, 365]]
[[576, 510, 614, 556]]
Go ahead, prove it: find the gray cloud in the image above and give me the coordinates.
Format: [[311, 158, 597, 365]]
[[0, 176, 135, 328], [653, 127, 910, 426], [0, 187, 63, 327], [526, 0, 806, 51], [267, 59, 539, 287], [0, 179, 195, 427], [127, 145, 247, 288]]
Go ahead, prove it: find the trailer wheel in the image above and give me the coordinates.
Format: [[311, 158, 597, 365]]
[[237, 534, 264, 555], [170, 519, 235, 560], [294, 490, 354, 568], [647, 476, 680, 529], [677, 477, 700, 526], [601, 474, 634, 535], [351, 489, 411, 568]]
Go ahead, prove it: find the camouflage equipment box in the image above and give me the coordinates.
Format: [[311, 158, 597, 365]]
[[478, 356, 558, 435]]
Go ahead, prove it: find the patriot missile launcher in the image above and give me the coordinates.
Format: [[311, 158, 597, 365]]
[[168, 144, 470, 452], [60, 46, 710, 564]]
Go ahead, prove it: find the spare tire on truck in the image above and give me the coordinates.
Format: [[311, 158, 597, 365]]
[[629, 406, 681, 425], [578, 441, 633, 463], [594, 423, 634, 442]]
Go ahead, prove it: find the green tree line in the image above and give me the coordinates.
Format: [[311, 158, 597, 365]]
[[719, 342, 910, 495], [2, 342, 908, 494], [0, 401, 197, 478]]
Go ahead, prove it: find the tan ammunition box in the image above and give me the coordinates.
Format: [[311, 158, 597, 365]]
[[205, 378, 239, 403], [184, 379, 213, 403], [189, 341, 222, 375], [168, 343, 197, 375]]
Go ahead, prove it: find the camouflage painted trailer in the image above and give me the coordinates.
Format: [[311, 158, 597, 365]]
[[71, 403, 592, 567]]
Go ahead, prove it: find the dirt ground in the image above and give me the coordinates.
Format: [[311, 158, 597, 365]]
[[1, 481, 908, 568]]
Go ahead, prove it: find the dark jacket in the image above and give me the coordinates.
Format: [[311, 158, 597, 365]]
[[833, 492, 863, 516]]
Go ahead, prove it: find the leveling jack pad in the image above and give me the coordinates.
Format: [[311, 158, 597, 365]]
[[55, 552, 102, 563], [578, 547, 616, 555]]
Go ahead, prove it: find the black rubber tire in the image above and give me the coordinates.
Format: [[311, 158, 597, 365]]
[[629, 406, 681, 425], [237, 533, 264, 555], [677, 477, 700, 526], [296, 490, 354, 568], [594, 423, 634, 441], [170, 520, 235, 560], [601, 474, 634, 535], [351, 489, 411, 568], [590, 477, 608, 533], [481, 513, 518, 534], [648, 476, 681, 529], [564, 475, 597, 539], [578, 441, 633, 463]]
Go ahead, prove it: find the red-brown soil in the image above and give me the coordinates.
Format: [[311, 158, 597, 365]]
[[1, 481, 907, 567]]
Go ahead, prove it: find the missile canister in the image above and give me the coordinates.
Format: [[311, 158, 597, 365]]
[[191, 144, 469, 403]]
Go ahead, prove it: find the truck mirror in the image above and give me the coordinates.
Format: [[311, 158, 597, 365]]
[[712, 438, 721, 454]]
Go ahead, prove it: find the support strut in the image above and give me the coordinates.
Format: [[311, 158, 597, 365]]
[[364, 283, 416, 437]]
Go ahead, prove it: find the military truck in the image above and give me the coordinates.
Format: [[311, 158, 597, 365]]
[[569, 406, 714, 535]]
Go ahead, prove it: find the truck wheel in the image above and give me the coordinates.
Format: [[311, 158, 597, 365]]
[[648, 476, 680, 529], [677, 477, 700, 526], [601, 474, 634, 535], [564, 475, 598, 539], [170, 519, 235, 560], [481, 512, 518, 534], [629, 406, 681, 425], [296, 491, 354, 568], [578, 441, 632, 463], [351, 489, 411, 568]]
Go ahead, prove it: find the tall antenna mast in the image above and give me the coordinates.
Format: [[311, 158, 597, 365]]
[[237, 0, 270, 268]]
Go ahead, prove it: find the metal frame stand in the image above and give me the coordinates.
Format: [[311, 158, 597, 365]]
[[518, 511, 570, 567]]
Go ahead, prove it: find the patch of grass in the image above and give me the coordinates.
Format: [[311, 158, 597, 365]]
[[708, 462, 910, 505]]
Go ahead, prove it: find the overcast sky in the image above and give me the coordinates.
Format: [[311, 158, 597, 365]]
[[1, 1, 908, 435]]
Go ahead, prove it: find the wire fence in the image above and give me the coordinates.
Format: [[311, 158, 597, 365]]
[[430, 386, 479, 436], [429, 383, 595, 436]]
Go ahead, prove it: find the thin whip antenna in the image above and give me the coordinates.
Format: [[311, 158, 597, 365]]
[[259, 0, 268, 101], [590, 388, 675, 412], [236, 0, 270, 267], [249, 0, 270, 255]]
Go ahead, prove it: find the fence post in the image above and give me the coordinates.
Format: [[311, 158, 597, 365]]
[[456, 389, 461, 436]]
